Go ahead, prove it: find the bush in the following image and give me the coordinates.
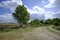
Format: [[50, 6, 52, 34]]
[[10, 27, 20, 29], [54, 23, 59, 26], [52, 26, 60, 31], [0, 27, 6, 31], [0, 25, 20, 32], [4, 28, 10, 32]]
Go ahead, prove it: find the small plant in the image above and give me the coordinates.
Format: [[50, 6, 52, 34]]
[[4, 28, 10, 32]]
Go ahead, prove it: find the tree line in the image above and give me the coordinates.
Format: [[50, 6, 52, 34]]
[[29, 18, 60, 26]]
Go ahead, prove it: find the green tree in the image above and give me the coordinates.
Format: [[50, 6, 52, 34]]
[[12, 5, 30, 27], [40, 20, 44, 24], [44, 19, 52, 25], [30, 19, 43, 26], [52, 18, 60, 26]]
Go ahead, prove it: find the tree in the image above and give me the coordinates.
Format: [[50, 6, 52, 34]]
[[44, 19, 52, 25], [40, 20, 44, 24], [30, 19, 43, 26], [12, 5, 30, 27], [52, 18, 60, 26]]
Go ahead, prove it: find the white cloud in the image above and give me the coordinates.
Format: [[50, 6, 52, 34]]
[[55, 11, 60, 13], [44, 0, 56, 8], [0, 0, 23, 12], [44, 11, 60, 19], [45, 12, 55, 19], [25, 5, 38, 14], [53, 11, 60, 18], [0, 14, 13, 20], [45, 14, 54, 19], [25, 5, 45, 14], [11, 0, 23, 5], [33, 6, 45, 14], [26, 5, 57, 19], [42, 1, 45, 4], [0, 13, 17, 23]]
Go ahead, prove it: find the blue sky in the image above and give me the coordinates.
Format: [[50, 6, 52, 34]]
[[0, 0, 60, 23]]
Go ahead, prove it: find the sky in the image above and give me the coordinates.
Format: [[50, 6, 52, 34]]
[[0, 0, 60, 23]]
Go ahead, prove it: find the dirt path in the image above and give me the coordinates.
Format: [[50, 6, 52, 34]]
[[15, 27, 60, 40]]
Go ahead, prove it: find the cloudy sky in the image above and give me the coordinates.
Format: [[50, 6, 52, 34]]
[[0, 0, 60, 23]]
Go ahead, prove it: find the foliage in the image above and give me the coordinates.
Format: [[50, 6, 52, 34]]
[[12, 5, 30, 26], [0, 24, 19, 32], [40, 20, 44, 24], [30, 19, 43, 26], [44, 19, 52, 25], [53, 26, 60, 31], [52, 18, 60, 26], [30, 18, 60, 26], [43, 18, 60, 26]]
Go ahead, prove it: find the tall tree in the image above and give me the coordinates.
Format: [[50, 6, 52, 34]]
[[12, 5, 30, 27]]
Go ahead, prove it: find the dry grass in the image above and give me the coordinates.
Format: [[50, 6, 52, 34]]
[[0, 25, 36, 40], [0, 24, 19, 27], [53, 26, 60, 31]]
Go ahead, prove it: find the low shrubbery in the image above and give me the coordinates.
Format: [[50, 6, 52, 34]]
[[52, 26, 60, 31], [29, 18, 60, 26], [0, 24, 20, 32], [0, 27, 21, 32], [29, 19, 44, 27], [0, 24, 31, 32]]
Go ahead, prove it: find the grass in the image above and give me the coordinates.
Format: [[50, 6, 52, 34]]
[[46, 25, 60, 36], [52, 26, 60, 31], [0, 25, 36, 40], [0, 24, 19, 32]]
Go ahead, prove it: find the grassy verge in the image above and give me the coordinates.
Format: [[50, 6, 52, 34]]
[[46, 25, 60, 36], [52, 26, 60, 31], [0, 26, 36, 40]]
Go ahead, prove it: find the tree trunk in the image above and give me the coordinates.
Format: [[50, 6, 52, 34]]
[[20, 24, 22, 27], [20, 23, 23, 27]]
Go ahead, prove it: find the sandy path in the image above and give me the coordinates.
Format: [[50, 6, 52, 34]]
[[15, 27, 60, 40]]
